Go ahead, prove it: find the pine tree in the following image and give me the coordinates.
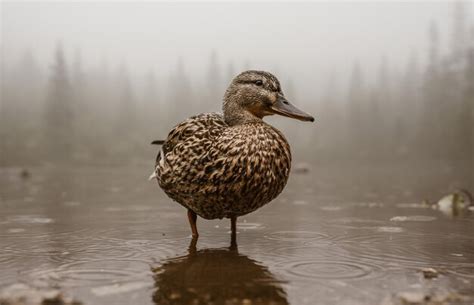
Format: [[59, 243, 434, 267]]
[[167, 57, 193, 124], [347, 61, 366, 157], [113, 64, 137, 158], [450, 1, 468, 60], [400, 51, 421, 157], [206, 50, 222, 110], [467, 26, 474, 191], [421, 22, 444, 158], [374, 56, 393, 159], [2, 50, 44, 164], [462, 26, 474, 163], [142, 70, 161, 139], [428, 21, 440, 74], [44, 43, 75, 162], [225, 62, 235, 85]]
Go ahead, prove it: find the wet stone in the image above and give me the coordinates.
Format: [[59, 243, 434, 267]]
[[420, 268, 439, 279], [398, 291, 427, 304], [389, 290, 470, 305], [0, 284, 82, 305], [436, 190, 473, 217]]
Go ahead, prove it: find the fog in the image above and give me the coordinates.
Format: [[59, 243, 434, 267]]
[[1, 2, 473, 182], [1, 2, 462, 80]]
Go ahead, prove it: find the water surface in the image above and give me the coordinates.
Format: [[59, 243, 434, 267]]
[[0, 165, 473, 304]]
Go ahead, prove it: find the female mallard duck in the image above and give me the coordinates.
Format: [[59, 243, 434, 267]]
[[150, 70, 314, 238]]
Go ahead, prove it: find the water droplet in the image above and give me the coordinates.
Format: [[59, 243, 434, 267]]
[[63, 201, 80, 207], [396, 203, 429, 209], [237, 222, 263, 230], [376, 226, 404, 233], [91, 281, 151, 296], [7, 215, 54, 224], [320, 206, 342, 211], [7, 228, 25, 233]]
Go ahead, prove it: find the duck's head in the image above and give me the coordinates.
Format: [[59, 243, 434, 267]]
[[223, 70, 314, 126]]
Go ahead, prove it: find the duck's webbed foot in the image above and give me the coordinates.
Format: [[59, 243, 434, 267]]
[[187, 209, 199, 238]]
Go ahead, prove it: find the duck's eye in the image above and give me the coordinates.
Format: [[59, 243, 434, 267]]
[[255, 80, 263, 86]]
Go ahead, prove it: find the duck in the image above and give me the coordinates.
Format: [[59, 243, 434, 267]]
[[150, 70, 314, 238]]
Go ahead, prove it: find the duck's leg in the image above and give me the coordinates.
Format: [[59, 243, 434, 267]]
[[188, 236, 198, 255], [230, 215, 237, 249], [187, 209, 199, 238], [230, 215, 237, 240]]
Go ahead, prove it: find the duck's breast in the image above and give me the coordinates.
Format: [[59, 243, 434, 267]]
[[213, 122, 292, 216], [156, 116, 291, 219]]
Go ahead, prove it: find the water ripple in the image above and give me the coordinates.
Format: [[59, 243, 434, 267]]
[[28, 259, 151, 288], [328, 234, 463, 267], [264, 231, 329, 242], [276, 259, 383, 281], [449, 264, 474, 279]]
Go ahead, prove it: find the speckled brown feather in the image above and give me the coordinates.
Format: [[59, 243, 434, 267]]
[[154, 112, 291, 219]]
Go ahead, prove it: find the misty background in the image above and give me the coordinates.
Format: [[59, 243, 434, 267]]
[[1, 1, 473, 183]]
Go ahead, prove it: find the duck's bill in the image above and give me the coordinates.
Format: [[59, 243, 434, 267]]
[[270, 96, 314, 122]]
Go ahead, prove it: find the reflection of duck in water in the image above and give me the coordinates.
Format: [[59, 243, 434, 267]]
[[151, 238, 288, 305]]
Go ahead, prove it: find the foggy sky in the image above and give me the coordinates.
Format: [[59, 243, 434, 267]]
[[2, 1, 470, 86]]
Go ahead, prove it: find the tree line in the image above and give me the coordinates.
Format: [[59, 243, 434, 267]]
[[1, 4, 472, 167]]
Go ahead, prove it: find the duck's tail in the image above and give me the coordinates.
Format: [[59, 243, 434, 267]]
[[148, 168, 158, 181], [149, 140, 165, 181]]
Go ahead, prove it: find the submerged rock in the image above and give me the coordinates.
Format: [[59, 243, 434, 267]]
[[0, 284, 82, 305], [20, 169, 30, 179], [380, 290, 472, 305], [420, 267, 439, 279], [381, 290, 470, 305], [398, 291, 428, 304], [435, 189, 473, 217]]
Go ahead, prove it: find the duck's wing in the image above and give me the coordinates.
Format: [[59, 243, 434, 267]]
[[150, 112, 227, 182]]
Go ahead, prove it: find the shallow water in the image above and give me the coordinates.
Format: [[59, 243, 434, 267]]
[[0, 165, 473, 305]]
